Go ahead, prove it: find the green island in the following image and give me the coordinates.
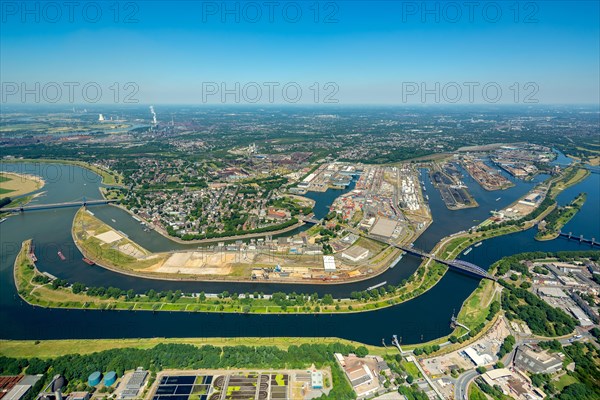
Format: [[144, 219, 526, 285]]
[[536, 192, 587, 240]]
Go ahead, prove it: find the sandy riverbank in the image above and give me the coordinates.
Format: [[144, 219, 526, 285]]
[[0, 171, 45, 197]]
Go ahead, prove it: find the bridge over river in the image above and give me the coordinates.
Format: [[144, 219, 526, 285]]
[[0, 198, 116, 213], [386, 241, 497, 281], [326, 222, 497, 281]]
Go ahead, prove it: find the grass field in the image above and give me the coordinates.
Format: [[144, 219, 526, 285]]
[[0, 337, 389, 359], [554, 373, 578, 390], [549, 167, 590, 198], [536, 193, 587, 240], [457, 279, 498, 330]]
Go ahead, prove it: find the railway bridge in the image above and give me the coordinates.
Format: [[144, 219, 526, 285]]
[[385, 240, 497, 281]]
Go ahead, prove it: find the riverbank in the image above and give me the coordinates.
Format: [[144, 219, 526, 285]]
[[0, 171, 45, 198], [0, 336, 388, 359], [1, 158, 124, 187]]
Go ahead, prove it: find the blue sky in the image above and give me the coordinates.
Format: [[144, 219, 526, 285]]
[[1, 1, 598, 104]]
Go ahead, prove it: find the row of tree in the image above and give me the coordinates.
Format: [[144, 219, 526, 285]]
[[0, 342, 364, 400]]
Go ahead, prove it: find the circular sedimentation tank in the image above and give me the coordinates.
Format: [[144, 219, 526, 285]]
[[104, 371, 117, 387], [88, 371, 102, 387]]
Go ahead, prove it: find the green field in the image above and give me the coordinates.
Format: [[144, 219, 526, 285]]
[[0, 337, 389, 359]]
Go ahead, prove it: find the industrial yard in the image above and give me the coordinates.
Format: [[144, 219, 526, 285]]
[[461, 156, 514, 191], [149, 369, 330, 400], [429, 162, 478, 210]]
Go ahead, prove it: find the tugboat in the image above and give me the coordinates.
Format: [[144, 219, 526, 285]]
[[82, 257, 95, 266], [57, 251, 66, 261]]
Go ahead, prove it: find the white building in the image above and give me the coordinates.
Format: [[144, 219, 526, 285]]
[[323, 255, 336, 271]]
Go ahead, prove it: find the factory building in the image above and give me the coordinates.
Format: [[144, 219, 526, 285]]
[[119, 368, 148, 399], [514, 345, 564, 374], [323, 256, 336, 271], [342, 246, 370, 263], [311, 371, 323, 389]]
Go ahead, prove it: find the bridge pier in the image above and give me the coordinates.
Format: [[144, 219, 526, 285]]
[[580, 234, 584, 243]]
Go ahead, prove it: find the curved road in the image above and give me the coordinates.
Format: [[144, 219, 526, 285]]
[[454, 369, 479, 400]]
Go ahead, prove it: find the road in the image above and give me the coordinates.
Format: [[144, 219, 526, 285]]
[[454, 369, 478, 400]]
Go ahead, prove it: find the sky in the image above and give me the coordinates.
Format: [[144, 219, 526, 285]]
[[1, 1, 599, 105]]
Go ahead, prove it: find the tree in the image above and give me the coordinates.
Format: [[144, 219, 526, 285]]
[[71, 282, 86, 294], [355, 346, 369, 357]]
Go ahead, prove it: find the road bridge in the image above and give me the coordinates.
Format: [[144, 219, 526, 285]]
[[297, 215, 322, 224], [0, 199, 116, 213]]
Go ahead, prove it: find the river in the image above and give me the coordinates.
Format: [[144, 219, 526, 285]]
[[0, 156, 598, 345]]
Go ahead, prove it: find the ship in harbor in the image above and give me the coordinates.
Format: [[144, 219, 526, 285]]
[[463, 247, 472, 255], [474, 242, 482, 247], [57, 251, 66, 261], [82, 257, 95, 266], [390, 254, 403, 269]]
